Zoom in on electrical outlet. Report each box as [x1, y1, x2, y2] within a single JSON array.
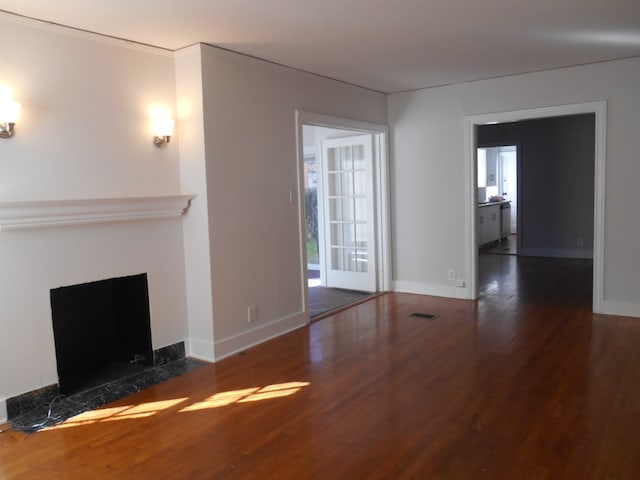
[[448, 269, 456, 281], [248, 305, 257, 323], [577, 237, 584, 248]]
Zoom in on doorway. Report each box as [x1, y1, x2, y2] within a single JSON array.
[[477, 144, 518, 256], [477, 115, 595, 299], [464, 102, 606, 313], [296, 112, 390, 320]]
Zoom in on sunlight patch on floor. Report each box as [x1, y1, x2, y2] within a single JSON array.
[[179, 382, 310, 412], [45, 398, 188, 430], [42, 382, 311, 431]]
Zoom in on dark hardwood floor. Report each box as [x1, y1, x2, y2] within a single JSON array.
[[2, 255, 640, 479]]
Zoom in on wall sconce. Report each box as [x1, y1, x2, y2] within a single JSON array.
[[0, 99, 21, 139], [151, 115, 175, 147]]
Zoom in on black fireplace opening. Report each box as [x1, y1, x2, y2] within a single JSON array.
[[50, 273, 154, 395]]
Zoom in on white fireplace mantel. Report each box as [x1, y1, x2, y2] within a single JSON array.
[[0, 194, 196, 230]]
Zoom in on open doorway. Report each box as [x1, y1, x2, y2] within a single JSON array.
[[297, 112, 390, 320], [465, 102, 606, 313], [302, 126, 375, 317], [476, 115, 595, 301], [477, 144, 518, 255]]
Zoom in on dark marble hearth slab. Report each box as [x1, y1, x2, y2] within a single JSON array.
[[6, 385, 60, 420], [154, 342, 186, 366], [8, 358, 207, 434], [7, 341, 189, 419]]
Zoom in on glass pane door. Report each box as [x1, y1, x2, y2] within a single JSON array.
[[321, 135, 376, 292]]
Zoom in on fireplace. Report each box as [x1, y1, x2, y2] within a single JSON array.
[[50, 273, 153, 395]]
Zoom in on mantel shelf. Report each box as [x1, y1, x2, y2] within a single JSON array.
[[0, 194, 196, 231]]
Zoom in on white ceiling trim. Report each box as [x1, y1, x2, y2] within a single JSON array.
[[0, 10, 173, 57]]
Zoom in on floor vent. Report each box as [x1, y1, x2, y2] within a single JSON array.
[[410, 312, 439, 320]]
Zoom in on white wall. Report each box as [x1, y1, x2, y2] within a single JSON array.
[[388, 56, 640, 315], [174, 45, 216, 361], [196, 45, 387, 358], [0, 19, 189, 421], [0, 19, 180, 199]]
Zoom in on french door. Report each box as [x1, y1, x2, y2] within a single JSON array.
[[320, 134, 376, 292]]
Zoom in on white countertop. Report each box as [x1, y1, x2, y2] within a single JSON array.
[[478, 200, 511, 207]]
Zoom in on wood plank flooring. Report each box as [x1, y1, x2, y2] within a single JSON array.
[[2, 255, 640, 479]]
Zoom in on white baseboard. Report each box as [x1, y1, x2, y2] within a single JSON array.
[[0, 398, 7, 424], [214, 312, 307, 361], [392, 280, 470, 300], [518, 247, 593, 259], [601, 300, 640, 318], [186, 337, 216, 363]]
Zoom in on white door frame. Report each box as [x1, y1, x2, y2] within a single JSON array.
[[463, 101, 607, 313], [295, 111, 391, 321]]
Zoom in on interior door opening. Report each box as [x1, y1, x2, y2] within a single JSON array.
[[298, 114, 390, 320], [302, 126, 375, 317], [477, 144, 518, 256], [472, 112, 598, 308]]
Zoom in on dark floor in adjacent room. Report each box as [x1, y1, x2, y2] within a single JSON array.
[[308, 286, 373, 317], [480, 234, 518, 255], [307, 268, 374, 317]]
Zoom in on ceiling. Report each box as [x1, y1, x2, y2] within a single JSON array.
[[2, 1, 640, 93]]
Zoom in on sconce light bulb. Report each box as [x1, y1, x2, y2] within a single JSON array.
[[151, 115, 175, 147], [0, 100, 21, 123], [152, 117, 175, 137], [0, 100, 20, 138]]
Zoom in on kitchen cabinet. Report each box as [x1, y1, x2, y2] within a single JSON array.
[[478, 204, 500, 246]]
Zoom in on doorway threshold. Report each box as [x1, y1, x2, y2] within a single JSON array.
[[310, 290, 384, 321]]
